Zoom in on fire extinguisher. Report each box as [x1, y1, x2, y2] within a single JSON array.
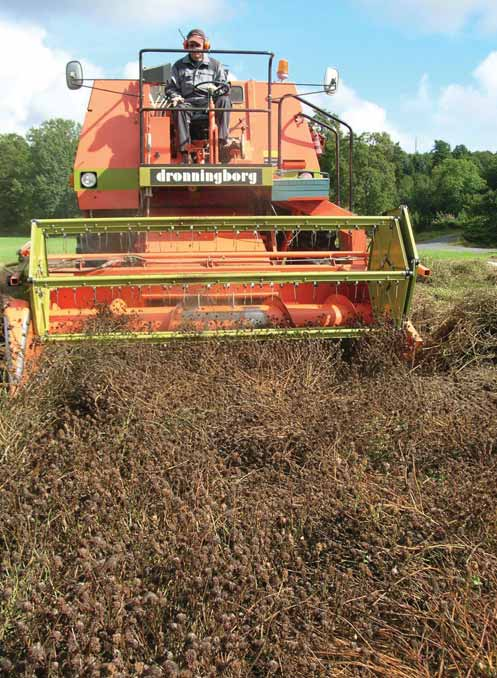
[[311, 128, 323, 155]]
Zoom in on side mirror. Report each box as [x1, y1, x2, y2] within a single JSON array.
[[324, 67, 339, 95], [66, 61, 83, 90]]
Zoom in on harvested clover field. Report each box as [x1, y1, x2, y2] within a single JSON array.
[[1, 259, 497, 677]]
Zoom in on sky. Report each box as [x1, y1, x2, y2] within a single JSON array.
[[1, 0, 497, 153]]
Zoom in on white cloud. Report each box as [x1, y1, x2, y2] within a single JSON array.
[[0, 0, 230, 25], [0, 19, 102, 134], [404, 51, 497, 150], [123, 61, 139, 79], [474, 52, 497, 92], [301, 50, 497, 152], [303, 82, 411, 149], [358, 0, 497, 33]]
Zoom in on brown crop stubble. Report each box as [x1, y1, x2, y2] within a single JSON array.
[[0, 269, 497, 676]]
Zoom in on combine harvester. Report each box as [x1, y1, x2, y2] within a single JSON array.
[[2, 46, 424, 385]]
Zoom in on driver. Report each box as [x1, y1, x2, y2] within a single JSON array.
[[167, 29, 231, 163]]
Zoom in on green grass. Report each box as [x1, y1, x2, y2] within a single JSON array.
[[419, 248, 497, 261], [0, 235, 79, 266], [0, 237, 27, 265], [414, 228, 463, 243]]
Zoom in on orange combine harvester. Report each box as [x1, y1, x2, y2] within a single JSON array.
[[2, 47, 423, 385]]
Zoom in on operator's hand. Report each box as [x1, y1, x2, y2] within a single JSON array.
[[169, 94, 185, 107]]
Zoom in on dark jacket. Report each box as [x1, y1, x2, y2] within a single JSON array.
[[167, 54, 227, 104]]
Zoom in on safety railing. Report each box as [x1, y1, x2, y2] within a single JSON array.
[[138, 49, 274, 165], [276, 94, 354, 211]]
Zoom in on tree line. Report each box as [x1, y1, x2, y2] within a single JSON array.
[[320, 130, 497, 245], [0, 117, 495, 245], [0, 119, 80, 235]]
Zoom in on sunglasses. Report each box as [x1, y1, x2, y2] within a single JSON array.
[[187, 41, 203, 48]]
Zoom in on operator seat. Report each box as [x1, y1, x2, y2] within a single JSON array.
[[190, 112, 210, 141]]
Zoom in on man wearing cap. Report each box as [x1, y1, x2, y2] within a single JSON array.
[[167, 29, 231, 163]]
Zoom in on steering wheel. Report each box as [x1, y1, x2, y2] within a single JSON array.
[[192, 80, 230, 98]]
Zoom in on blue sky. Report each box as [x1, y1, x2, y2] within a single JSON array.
[[1, 0, 497, 152]]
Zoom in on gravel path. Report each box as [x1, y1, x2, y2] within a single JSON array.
[[416, 234, 495, 253]]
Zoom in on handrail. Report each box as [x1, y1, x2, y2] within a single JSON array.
[[295, 113, 340, 206], [276, 94, 354, 211], [138, 49, 274, 166]]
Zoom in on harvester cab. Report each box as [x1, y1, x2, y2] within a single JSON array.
[[2, 46, 423, 386]]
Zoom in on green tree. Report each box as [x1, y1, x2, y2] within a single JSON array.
[[452, 144, 470, 159], [464, 155, 497, 244], [408, 173, 435, 229], [431, 158, 485, 216], [479, 154, 497, 190], [321, 130, 400, 214], [352, 133, 399, 214], [471, 150, 495, 176], [27, 118, 81, 220], [431, 139, 451, 167], [398, 174, 414, 205], [410, 152, 431, 175], [0, 133, 33, 233], [464, 190, 497, 245]]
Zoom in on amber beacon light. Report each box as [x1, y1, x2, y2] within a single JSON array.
[[277, 59, 289, 81]]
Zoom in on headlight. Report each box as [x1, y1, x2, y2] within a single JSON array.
[[80, 172, 97, 189]]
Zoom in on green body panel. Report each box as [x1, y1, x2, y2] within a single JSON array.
[[139, 165, 274, 187], [397, 206, 420, 317], [35, 269, 407, 289], [28, 221, 49, 336], [42, 327, 368, 343], [33, 215, 394, 235], [75, 168, 139, 191], [368, 217, 411, 328]]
